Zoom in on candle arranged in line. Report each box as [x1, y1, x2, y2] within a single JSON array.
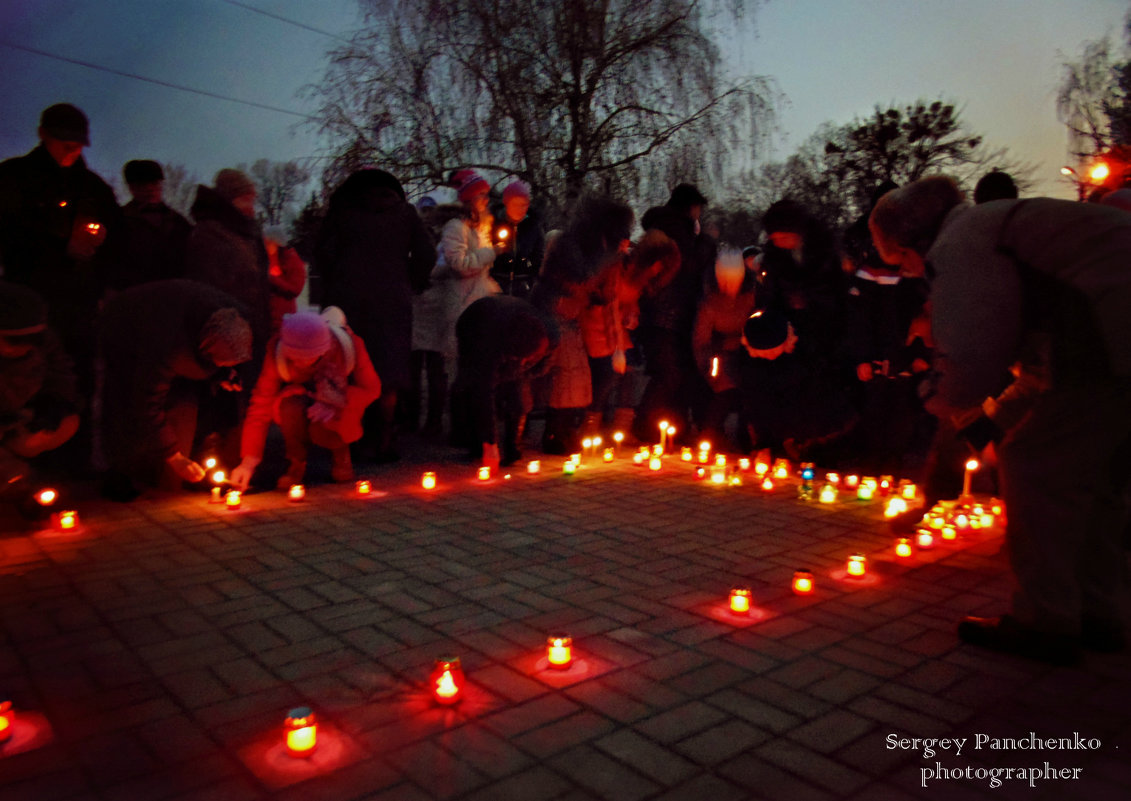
[[546, 635, 573, 669]]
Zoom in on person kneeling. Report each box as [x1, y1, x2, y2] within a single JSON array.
[[231, 309, 380, 491]]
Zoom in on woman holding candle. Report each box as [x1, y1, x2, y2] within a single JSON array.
[[410, 169, 504, 440], [230, 309, 380, 490]]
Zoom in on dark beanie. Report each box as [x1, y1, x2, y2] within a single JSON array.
[[762, 199, 809, 235], [668, 183, 708, 209], [0, 281, 48, 336], [124, 159, 164, 185], [198, 308, 252, 367], [973, 170, 1018, 204], [213, 169, 257, 203], [39, 103, 90, 145], [744, 309, 789, 350]]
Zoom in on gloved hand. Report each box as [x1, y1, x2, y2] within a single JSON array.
[[166, 452, 206, 482], [307, 402, 337, 424], [229, 457, 260, 491], [215, 368, 242, 393]]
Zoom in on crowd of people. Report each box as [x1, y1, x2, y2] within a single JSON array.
[[2, 102, 1130, 665]]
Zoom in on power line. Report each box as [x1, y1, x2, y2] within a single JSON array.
[[217, 0, 354, 45], [0, 40, 319, 120]]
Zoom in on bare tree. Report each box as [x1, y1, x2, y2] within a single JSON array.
[[238, 159, 312, 227], [309, 0, 775, 219], [723, 101, 1032, 234], [161, 163, 203, 218]]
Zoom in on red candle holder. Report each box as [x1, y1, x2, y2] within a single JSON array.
[[792, 570, 814, 594], [0, 699, 13, 744], [421, 472, 437, 490], [895, 538, 913, 558], [431, 657, 464, 705], [728, 587, 752, 615], [284, 707, 317, 757], [55, 510, 79, 531], [846, 553, 867, 578], [356, 480, 371, 495], [546, 635, 573, 669]]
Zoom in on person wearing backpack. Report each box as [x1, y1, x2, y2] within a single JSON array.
[[229, 308, 381, 490]]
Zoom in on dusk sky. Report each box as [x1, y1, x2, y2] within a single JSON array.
[[0, 0, 1126, 202]]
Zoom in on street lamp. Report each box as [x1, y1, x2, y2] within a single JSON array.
[[1061, 166, 1086, 201]]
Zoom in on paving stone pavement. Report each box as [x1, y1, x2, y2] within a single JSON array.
[[2, 444, 1129, 801]]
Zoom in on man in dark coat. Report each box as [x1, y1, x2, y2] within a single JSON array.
[[98, 280, 252, 501], [871, 175, 1131, 664], [0, 282, 80, 502], [315, 169, 436, 462], [635, 183, 716, 443], [109, 159, 192, 290], [185, 169, 271, 363], [451, 295, 558, 470], [0, 103, 121, 428]]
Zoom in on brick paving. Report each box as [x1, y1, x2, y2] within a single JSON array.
[[2, 440, 1130, 801]]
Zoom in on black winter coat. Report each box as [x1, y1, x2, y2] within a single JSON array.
[[110, 200, 192, 289], [316, 191, 435, 390]]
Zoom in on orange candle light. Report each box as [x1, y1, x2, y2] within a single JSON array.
[[651, 444, 663, 457], [899, 481, 918, 501], [738, 457, 751, 471], [694, 466, 707, 480], [421, 472, 437, 490], [56, 510, 78, 530], [878, 475, 893, 496], [546, 635, 573, 669], [613, 431, 624, 448], [431, 657, 464, 705], [710, 466, 726, 484], [284, 707, 317, 757], [844, 474, 860, 489], [681, 447, 693, 462], [825, 472, 841, 486], [819, 483, 837, 503], [962, 458, 979, 497], [0, 699, 13, 744], [772, 459, 790, 479], [697, 449, 710, 465], [916, 529, 935, 549], [210, 486, 222, 503], [729, 472, 743, 486], [603, 448, 614, 462], [754, 460, 769, 477], [884, 497, 908, 518], [729, 587, 752, 614], [527, 460, 541, 474], [225, 490, 241, 509], [478, 466, 491, 481], [761, 476, 774, 492], [211, 470, 226, 485], [86, 222, 101, 234], [632, 451, 646, 465], [792, 570, 814, 594], [563, 460, 577, 475], [35, 488, 57, 506], [714, 454, 727, 468], [356, 479, 371, 495], [203, 456, 217, 470], [846, 553, 867, 577], [648, 456, 662, 471], [581, 436, 593, 453], [895, 538, 913, 558], [288, 484, 306, 501], [857, 482, 875, 501], [941, 524, 957, 541]]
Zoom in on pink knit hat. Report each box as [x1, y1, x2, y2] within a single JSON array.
[[451, 169, 489, 203], [502, 180, 531, 203], [279, 311, 332, 362]]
